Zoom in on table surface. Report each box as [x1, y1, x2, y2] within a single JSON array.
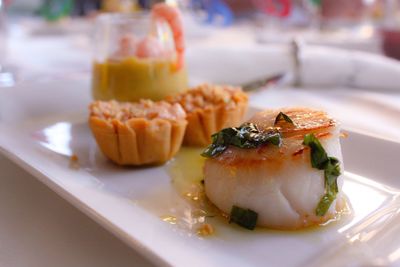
[[1, 17, 399, 267], [0, 153, 156, 267]]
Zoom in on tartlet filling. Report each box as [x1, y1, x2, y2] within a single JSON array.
[[167, 84, 247, 112], [89, 100, 186, 122]]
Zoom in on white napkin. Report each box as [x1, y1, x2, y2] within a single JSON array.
[[188, 44, 400, 91], [299, 46, 400, 91], [186, 44, 292, 86]]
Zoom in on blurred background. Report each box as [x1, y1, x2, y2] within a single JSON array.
[[4, 0, 400, 52], [1, 0, 400, 86]]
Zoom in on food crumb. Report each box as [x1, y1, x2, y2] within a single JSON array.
[[69, 154, 80, 169], [197, 223, 214, 237], [340, 132, 349, 138]]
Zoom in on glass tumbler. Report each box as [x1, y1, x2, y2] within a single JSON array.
[[92, 9, 188, 102]]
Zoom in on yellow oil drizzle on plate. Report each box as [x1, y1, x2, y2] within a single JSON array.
[[161, 215, 178, 225], [166, 147, 222, 236], [168, 147, 205, 197]]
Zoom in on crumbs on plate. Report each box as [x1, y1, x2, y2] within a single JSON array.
[[69, 154, 80, 169], [197, 223, 214, 237]]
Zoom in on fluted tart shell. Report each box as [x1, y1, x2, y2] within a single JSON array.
[[89, 100, 187, 165], [167, 84, 248, 146]]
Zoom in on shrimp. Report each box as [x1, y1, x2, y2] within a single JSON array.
[[112, 34, 137, 59], [203, 107, 345, 230], [135, 36, 166, 58], [151, 3, 185, 69]]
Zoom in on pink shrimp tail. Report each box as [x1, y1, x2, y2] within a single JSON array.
[[151, 3, 185, 70]]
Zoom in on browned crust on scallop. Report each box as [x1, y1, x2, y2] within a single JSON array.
[[89, 116, 187, 166], [249, 107, 336, 138], [168, 84, 248, 146], [211, 107, 339, 166]]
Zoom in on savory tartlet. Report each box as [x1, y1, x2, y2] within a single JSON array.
[[167, 84, 248, 146], [202, 107, 345, 230], [89, 100, 187, 165]]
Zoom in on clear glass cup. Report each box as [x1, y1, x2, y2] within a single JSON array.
[[92, 11, 188, 102]]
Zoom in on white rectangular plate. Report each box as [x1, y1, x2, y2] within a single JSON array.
[[1, 79, 400, 267]]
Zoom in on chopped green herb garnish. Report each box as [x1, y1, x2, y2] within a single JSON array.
[[303, 133, 329, 169], [201, 123, 282, 158], [229, 205, 258, 230], [303, 133, 341, 216], [274, 112, 294, 125]]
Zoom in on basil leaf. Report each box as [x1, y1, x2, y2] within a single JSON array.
[[229, 205, 258, 230], [315, 192, 336, 216], [316, 158, 341, 216], [303, 133, 329, 169], [201, 123, 282, 158], [274, 112, 294, 125], [303, 134, 341, 216], [325, 158, 340, 192]]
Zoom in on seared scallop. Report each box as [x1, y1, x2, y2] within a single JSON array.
[[203, 107, 345, 230]]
